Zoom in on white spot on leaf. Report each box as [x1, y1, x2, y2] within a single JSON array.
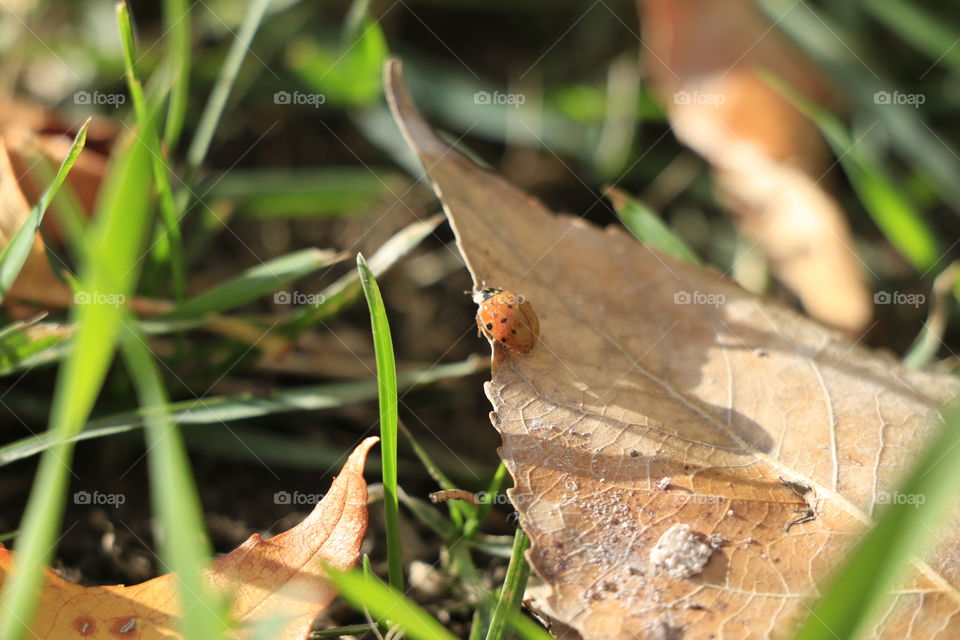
[[649, 523, 713, 579]]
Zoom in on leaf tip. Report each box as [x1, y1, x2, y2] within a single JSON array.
[[345, 436, 380, 475], [602, 184, 628, 211]]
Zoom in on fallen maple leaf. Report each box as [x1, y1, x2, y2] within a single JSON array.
[[639, 0, 872, 335], [0, 436, 377, 639], [384, 59, 960, 638]]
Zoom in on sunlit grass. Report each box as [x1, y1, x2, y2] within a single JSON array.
[[0, 101, 156, 640]]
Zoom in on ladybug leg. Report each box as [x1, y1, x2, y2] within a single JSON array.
[[475, 314, 484, 338]]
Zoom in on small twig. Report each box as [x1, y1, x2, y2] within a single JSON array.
[[779, 476, 817, 532], [310, 624, 377, 638], [429, 489, 482, 505], [904, 261, 960, 370]]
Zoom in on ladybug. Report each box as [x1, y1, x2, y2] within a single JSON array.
[[472, 287, 540, 353]]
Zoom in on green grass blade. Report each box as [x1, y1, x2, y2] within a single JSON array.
[[186, 0, 272, 173], [117, 1, 186, 300], [605, 186, 701, 265], [162, 248, 341, 319], [116, 2, 149, 121], [287, 213, 442, 331], [903, 263, 958, 369], [793, 403, 960, 639], [466, 461, 508, 538], [763, 72, 940, 270], [0, 357, 483, 468], [357, 252, 402, 591], [0, 318, 70, 375], [506, 613, 553, 640], [759, 0, 960, 215], [0, 109, 155, 640], [286, 0, 386, 109], [327, 568, 458, 640], [0, 121, 88, 305], [204, 167, 398, 219], [120, 322, 226, 640], [343, 0, 372, 43], [27, 151, 91, 268], [396, 488, 457, 540], [311, 624, 376, 638], [468, 609, 485, 640], [485, 527, 532, 640], [286, 25, 387, 108], [505, 611, 552, 640], [162, 0, 191, 147], [845, 166, 939, 270], [860, 0, 960, 72], [398, 419, 476, 527]]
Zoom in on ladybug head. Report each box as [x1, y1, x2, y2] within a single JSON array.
[[471, 287, 504, 304]]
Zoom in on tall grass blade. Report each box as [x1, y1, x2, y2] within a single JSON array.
[[357, 252, 403, 591], [117, 1, 186, 299], [0, 112, 155, 639], [120, 323, 226, 639], [485, 527, 532, 640], [328, 568, 458, 640], [162, 0, 191, 147], [186, 0, 273, 174]]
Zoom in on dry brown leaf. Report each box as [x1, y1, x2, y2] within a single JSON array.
[[0, 136, 75, 309], [385, 59, 960, 639], [0, 436, 377, 639], [0, 133, 176, 317], [0, 99, 114, 239], [639, 0, 872, 335]]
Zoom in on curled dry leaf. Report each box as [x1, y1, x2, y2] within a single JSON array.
[[384, 59, 960, 638], [0, 436, 377, 639], [639, 0, 872, 335]]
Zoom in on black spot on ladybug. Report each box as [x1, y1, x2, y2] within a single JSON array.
[[511, 329, 517, 334], [485, 323, 493, 330], [500, 338, 507, 343], [507, 305, 513, 309], [500, 317, 508, 323]]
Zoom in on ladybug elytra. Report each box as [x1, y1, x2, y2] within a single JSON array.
[[472, 287, 540, 353]]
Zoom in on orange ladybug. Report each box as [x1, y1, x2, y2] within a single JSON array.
[[472, 287, 539, 353]]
